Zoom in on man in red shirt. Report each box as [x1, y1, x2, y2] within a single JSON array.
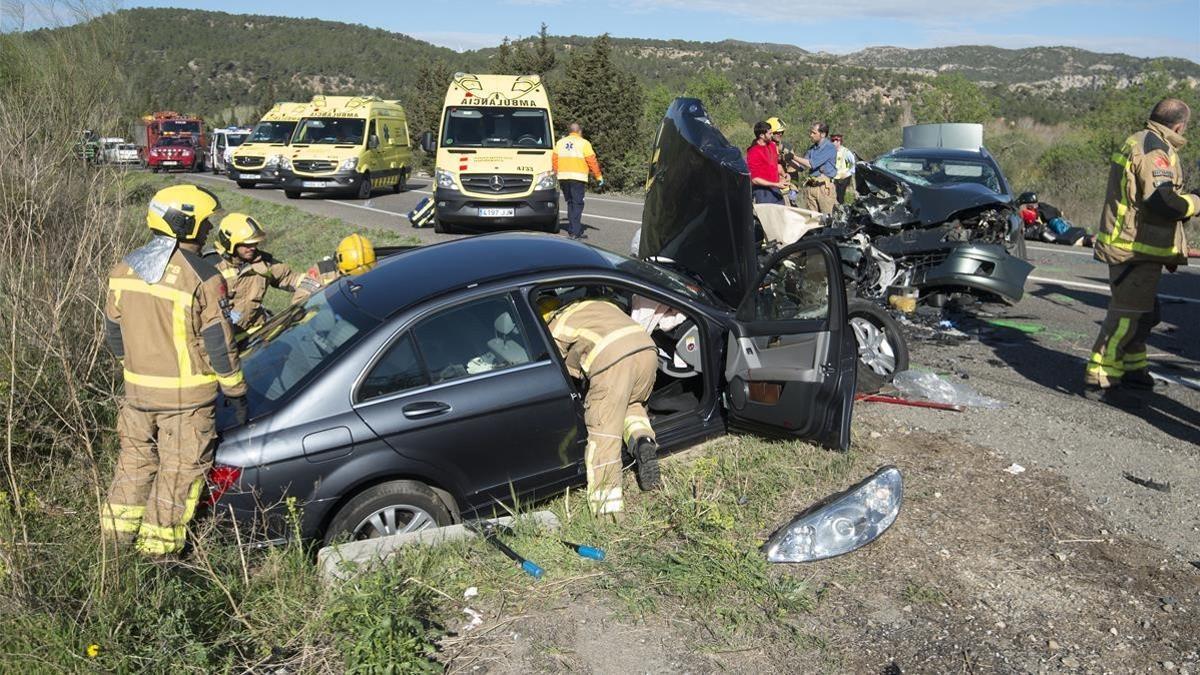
[[747, 121, 787, 204]]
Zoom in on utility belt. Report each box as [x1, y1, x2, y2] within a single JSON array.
[[805, 175, 833, 187]]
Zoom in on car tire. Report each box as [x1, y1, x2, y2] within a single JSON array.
[[847, 299, 909, 394], [393, 169, 407, 194], [323, 479, 452, 547], [433, 218, 454, 235], [1007, 232, 1028, 260], [539, 217, 559, 234], [356, 172, 372, 200], [284, 190, 301, 199], [236, 180, 255, 189]]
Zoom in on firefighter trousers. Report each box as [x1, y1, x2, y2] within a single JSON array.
[[1086, 262, 1162, 388], [804, 178, 836, 215], [582, 349, 657, 515], [100, 403, 215, 555]]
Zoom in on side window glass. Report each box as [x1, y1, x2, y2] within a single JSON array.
[[412, 295, 533, 385], [753, 249, 830, 321], [359, 334, 428, 401]]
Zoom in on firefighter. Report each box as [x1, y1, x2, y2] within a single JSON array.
[[767, 116, 799, 205], [213, 212, 305, 334], [101, 184, 247, 557], [291, 233, 377, 303], [1086, 98, 1199, 404], [539, 295, 661, 520]]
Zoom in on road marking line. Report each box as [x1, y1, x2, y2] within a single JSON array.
[[1027, 244, 1095, 257], [329, 200, 409, 216], [1027, 275, 1200, 305]]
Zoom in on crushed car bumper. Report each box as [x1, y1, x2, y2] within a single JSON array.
[[911, 243, 1033, 303]]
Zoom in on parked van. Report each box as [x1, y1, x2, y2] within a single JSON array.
[[230, 102, 305, 188], [419, 73, 557, 233], [209, 126, 252, 175], [279, 95, 412, 200]]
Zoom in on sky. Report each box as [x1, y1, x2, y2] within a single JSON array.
[[9, 0, 1200, 61]]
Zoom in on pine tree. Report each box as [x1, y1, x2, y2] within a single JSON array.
[[410, 59, 454, 140]]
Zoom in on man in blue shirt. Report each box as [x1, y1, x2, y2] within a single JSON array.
[[791, 122, 837, 214]]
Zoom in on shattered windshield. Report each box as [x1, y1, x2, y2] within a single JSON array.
[[441, 107, 552, 149], [248, 121, 297, 144], [874, 156, 1002, 193], [239, 289, 379, 415]]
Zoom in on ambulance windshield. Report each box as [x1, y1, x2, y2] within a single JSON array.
[[441, 107, 551, 149], [248, 121, 297, 144], [292, 118, 366, 145]]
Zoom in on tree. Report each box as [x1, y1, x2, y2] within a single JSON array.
[[494, 23, 556, 78], [409, 59, 453, 140], [556, 34, 644, 189], [912, 73, 992, 124], [683, 71, 741, 136]]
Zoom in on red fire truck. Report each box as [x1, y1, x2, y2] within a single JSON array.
[[130, 111, 207, 170]]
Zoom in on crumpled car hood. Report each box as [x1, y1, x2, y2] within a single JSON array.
[[855, 164, 1010, 228]]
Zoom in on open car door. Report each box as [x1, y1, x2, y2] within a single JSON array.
[[723, 239, 856, 450]]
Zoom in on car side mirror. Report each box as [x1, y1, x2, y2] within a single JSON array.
[[367, 134, 380, 150], [419, 131, 436, 154]]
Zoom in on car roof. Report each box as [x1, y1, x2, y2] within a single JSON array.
[[348, 233, 615, 318], [880, 146, 997, 162]]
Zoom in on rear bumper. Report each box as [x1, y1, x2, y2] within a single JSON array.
[[279, 169, 363, 195], [912, 243, 1033, 303], [435, 187, 559, 227]]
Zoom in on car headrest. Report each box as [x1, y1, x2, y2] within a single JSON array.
[[494, 312, 516, 336]]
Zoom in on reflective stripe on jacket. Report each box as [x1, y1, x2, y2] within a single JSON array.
[[1095, 120, 1197, 266], [215, 252, 303, 330], [834, 146, 856, 180], [106, 244, 245, 410], [552, 133, 602, 183], [547, 300, 655, 379]]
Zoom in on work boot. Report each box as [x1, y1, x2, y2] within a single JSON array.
[[1121, 369, 1161, 390], [1082, 384, 1144, 409], [633, 437, 662, 491]]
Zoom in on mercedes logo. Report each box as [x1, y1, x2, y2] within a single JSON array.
[[489, 175, 505, 192]]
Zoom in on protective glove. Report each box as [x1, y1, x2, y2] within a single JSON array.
[[227, 394, 249, 426], [596, 177, 605, 188]]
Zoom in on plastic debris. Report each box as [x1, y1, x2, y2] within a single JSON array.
[[463, 586, 478, 599], [892, 371, 1006, 409], [1122, 472, 1171, 494], [985, 319, 1045, 334], [461, 607, 484, 632], [1003, 463, 1026, 475]]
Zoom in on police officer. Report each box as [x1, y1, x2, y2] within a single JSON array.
[[792, 122, 838, 214], [292, 233, 377, 303], [101, 185, 246, 556], [540, 296, 661, 519], [1086, 98, 1199, 404], [213, 213, 304, 334]]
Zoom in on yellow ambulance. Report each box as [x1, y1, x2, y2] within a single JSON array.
[[419, 73, 558, 233], [279, 95, 412, 200], [229, 102, 305, 188]]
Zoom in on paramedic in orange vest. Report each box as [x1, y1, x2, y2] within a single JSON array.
[[552, 123, 604, 240]]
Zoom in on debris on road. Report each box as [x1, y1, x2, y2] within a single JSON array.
[[1122, 472, 1172, 494], [984, 318, 1046, 334], [893, 370, 1006, 409], [1004, 463, 1026, 475], [856, 393, 964, 412]]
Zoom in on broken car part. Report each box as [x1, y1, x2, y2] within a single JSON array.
[[1122, 472, 1172, 494], [764, 466, 903, 563]]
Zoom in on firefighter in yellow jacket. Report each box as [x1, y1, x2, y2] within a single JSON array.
[[291, 233, 377, 304], [213, 213, 305, 334], [101, 185, 247, 556], [540, 296, 660, 519], [552, 123, 604, 240], [1086, 98, 1199, 403]]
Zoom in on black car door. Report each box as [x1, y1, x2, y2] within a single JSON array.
[[352, 292, 585, 509], [723, 239, 856, 450]]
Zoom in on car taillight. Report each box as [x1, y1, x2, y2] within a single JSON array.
[[206, 464, 242, 505]]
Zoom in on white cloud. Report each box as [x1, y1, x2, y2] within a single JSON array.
[[408, 30, 507, 52]]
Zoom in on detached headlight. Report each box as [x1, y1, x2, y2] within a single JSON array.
[[764, 466, 902, 563], [435, 168, 458, 191], [340, 157, 358, 171], [534, 171, 557, 190]]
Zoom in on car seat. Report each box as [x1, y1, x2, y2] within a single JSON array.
[[488, 312, 529, 366]]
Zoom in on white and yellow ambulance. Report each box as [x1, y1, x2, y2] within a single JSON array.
[[419, 74, 558, 233], [279, 95, 412, 200], [229, 102, 306, 188]]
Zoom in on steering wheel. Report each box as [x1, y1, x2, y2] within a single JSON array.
[[515, 134, 538, 146]]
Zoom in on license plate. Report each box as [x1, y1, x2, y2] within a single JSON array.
[[162, 161, 178, 166], [479, 208, 515, 218], [302, 181, 328, 188], [240, 173, 261, 180]]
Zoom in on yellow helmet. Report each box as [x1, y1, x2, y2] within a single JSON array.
[[336, 234, 376, 276], [147, 184, 221, 240], [766, 116, 787, 133], [215, 212, 266, 256], [536, 295, 562, 321]]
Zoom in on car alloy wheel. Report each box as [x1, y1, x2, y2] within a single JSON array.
[[351, 504, 437, 540], [850, 316, 896, 377]]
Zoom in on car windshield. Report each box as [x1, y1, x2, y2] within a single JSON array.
[[592, 249, 710, 303], [292, 117, 366, 145], [239, 288, 379, 416], [119, 144, 135, 150], [160, 120, 200, 134], [154, 137, 193, 147], [248, 121, 297, 144], [874, 155, 1002, 193], [441, 107, 551, 149], [225, 133, 248, 147]]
